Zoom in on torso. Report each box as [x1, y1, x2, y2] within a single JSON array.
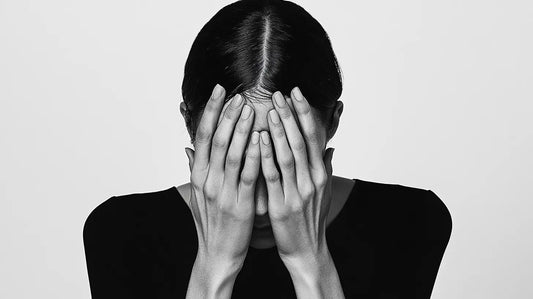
[[176, 175, 356, 229], [84, 177, 452, 298]]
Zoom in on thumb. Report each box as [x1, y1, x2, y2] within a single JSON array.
[[184, 147, 195, 171]]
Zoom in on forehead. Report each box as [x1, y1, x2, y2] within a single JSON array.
[[244, 97, 276, 132], [220, 90, 274, 132], [216, 87, 324, 132]]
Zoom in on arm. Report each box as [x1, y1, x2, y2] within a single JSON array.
[[184, 84, 260, 298], [415, 190, 453, 298], [258, 88, 345, 298], [186, 257, 242, 299], [282, 247, 345, 299]]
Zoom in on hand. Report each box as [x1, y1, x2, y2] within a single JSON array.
[[259, 87, 335, 263], [184, 84, 260, 271]]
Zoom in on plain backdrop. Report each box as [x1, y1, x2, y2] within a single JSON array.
[[1, 0, 532, 298]]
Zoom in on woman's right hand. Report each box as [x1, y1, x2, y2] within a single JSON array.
[[184, 84, 260, 286]]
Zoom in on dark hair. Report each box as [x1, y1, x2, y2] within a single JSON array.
[[182, 0, 343, 143]]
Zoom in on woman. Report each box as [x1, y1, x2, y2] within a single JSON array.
[[83, 0, 452, 298]]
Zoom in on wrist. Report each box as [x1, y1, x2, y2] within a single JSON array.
[[280, 242, 331, 276], [281, 247, 345, 299], [282, 247, 332, 283], [186, 256, 243, 299]]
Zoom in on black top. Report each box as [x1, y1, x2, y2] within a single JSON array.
[[83, 178, 452, 299]]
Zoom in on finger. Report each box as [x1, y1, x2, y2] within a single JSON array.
[[259, 131, 284, 206], [204, 94, 244, 199], [224, 104, 255, 186], [285, 95, 301, 129], [290, 86, 324, 173], [207, 94, 244, 173], [217, 100, 231, 126], [267, 108, 298, 193], [193, 84, 225, 171], [272, 91, 312, 188], [238, 131, 261, 203]]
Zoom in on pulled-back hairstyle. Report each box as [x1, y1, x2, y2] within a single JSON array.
[[182, 0, 343, 143]]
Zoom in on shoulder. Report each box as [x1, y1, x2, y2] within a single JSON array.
[[83, 187, 197, 297], [83, 186, 185, 243], [355, 178, 452, 217], [352, 178, 453, 242]]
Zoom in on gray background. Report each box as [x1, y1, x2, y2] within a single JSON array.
[[1, 0, 531, 298]]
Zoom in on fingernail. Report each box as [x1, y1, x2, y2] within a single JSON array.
[[241, 104, 252, 119], [213, 84, 223, 98], [269, 109, 280, 124], [292, 87, 303, 101], [251, 131, 260, 144], [274, 91, 285, 107], [232, 94, 243, 107], [260, 131, 270, 145]]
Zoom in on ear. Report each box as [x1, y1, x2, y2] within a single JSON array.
[[180, 102, 188, 120], [180, 102, 194, 141], [326, 101, 344, 141]]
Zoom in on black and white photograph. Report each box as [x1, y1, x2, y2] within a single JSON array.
[[1, 0, 531, 298]]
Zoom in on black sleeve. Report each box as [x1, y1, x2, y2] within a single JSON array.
[[414, 190, 453, 298]]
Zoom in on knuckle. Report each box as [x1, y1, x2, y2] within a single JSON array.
[[246, 147, 260, 160], [300, 185, 315, 199], [204, 101, 216, 113], [317, 179, 328, 189], [280, 157, 294, 170], [225, 155, 241, 169], [262, 149, 274, 160], [314, 172, 328, 188], [202, 183, 218, 201], [190, 178, 202, 192], [234, 122, 248, 135], [212, 135, 227, 149], [190, 172, 203, 188], [217, 201, 236, 216], [240, 173, 256, 186], [264, 171, 280, 183], [270, 210, 291, 222], [288, 200, 305, 214], [224, 106, 239, 120], [305, 130, 321, 144], [278, 108, 292, 119], [298, 102, 312, 115], [273, 128, 286, 139], [195, 129, 211, 144], [292, 139, 306, 152]]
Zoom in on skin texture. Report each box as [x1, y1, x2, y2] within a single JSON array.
[[182, 84, 347, 298], [180, 86, 345, 250], [260, 89, 334, 259]]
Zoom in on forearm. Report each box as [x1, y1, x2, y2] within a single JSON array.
[[283, 248, 345, 299], [185, 257, 242, 299]]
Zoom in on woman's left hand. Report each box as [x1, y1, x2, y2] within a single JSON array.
[[259, 87, 335, 266]]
